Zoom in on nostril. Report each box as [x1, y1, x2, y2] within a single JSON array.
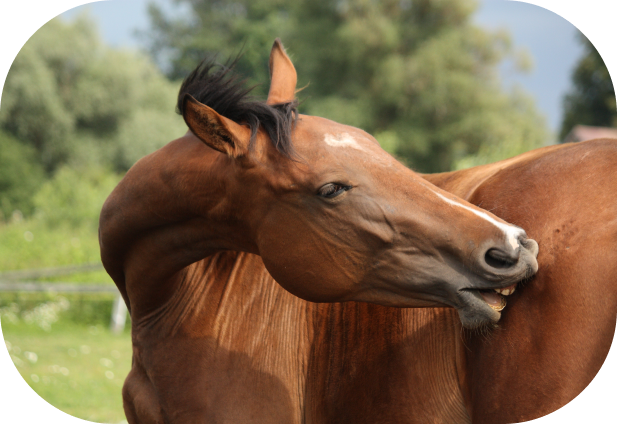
[[520, 237, 539, 258], [485, 248, 518, 269]]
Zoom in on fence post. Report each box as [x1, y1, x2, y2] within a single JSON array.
[[110, 294, 128, 334]]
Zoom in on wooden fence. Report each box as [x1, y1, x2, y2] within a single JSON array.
[[0, 264, 128, 333]]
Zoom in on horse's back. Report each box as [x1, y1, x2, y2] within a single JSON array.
[[433, 138, 617, 422]]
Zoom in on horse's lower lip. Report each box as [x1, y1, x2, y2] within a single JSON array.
[[459, 282, 518, 314], [479, 290, 507, 311], [455, 289, 503, 329]]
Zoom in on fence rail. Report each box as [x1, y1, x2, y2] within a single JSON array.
[[0, 264, 127, 333], [0, 263, 104, 281], [0, 282, 118, 293]]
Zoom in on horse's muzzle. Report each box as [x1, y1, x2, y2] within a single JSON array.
[[478, 235, 539, 281]]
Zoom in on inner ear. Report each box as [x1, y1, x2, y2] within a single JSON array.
[[183, 94, 251, 157], [266, 39, 297, 105]]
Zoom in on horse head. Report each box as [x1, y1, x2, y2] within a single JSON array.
[[164, 40, 539, 328]]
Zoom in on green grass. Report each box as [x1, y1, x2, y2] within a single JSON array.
[[3, 320, 131, 423], [1, 214, 129, 424], [0, 167, 130, 422]]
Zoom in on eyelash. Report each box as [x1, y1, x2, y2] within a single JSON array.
[[318, 183, 351, 198]]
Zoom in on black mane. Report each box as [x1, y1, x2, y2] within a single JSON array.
[[177, 56, 298, 158]]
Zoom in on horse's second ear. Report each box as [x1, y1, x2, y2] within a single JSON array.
[[183, 94, 250, 157], [267, 39, 297, 105]]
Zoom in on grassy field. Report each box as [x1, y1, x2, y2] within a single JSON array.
[[3, 320, 131, 423], [0, 167, 132, 422]]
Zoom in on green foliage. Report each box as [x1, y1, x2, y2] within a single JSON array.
[[144, 0, 549, 171], [0, 14, 187, 174], [0, 35, 74, 170], [559, 34, 617, 140], [0, 167, 120, 275], [454, 87, 549, 169], [32, 166, 121, 228], [143, 0, 293, 91], [0, 130, 45, 219]]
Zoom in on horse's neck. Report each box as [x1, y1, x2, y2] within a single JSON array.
[[133, 251, 316, 422], [100, 135, 256, 316], [197, 255, 468, 421], [137, 249, 468, 422]]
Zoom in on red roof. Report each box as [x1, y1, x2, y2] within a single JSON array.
[[563, 125, 617, 143]]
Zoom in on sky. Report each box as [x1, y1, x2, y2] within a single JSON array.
[[58, 0, 586, 135]]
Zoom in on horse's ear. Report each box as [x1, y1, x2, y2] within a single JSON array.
[[183, 94, 251, 157], [266, 39, 297, 105]]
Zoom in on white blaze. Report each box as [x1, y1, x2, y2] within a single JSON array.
[[434, 192, 521, 250], [323, 132, 522, 249], [324, 133, 367, 152]]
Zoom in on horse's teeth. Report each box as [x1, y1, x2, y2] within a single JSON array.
[[493, 287, 515, 296]]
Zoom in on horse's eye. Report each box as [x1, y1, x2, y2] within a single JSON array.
[[318, 183, 350, 198]]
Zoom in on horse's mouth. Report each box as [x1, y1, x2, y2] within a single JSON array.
[[455, 282, 521, 328], [477, 283, 517, 312], [454, 243, 537, 329]]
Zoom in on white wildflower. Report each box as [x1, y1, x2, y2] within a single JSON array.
[[22, 296, 70, 331], [10, 355, 24, 367], [24, 351, 38, 363], [0, 304, 20, 324], [100, 358, 114, 368]]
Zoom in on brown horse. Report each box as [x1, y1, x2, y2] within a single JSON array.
[[309, 139, 617, 423], [99, 41, 615, 423], [100, 40, 537, 330]]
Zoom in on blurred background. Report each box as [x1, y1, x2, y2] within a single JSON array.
[[0, 0, 615, 422]]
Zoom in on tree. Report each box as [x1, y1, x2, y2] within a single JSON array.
[[0, 14, 187, 173], [559, 34, 616, 141], [0, 130, 45, 219], [143, 0, 548, 172]]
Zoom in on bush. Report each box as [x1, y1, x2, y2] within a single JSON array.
[[0, 15, 187, 173], [0, 130, 45, 219], [32, 166, 121, 228], [0, 166, 121, 273]]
